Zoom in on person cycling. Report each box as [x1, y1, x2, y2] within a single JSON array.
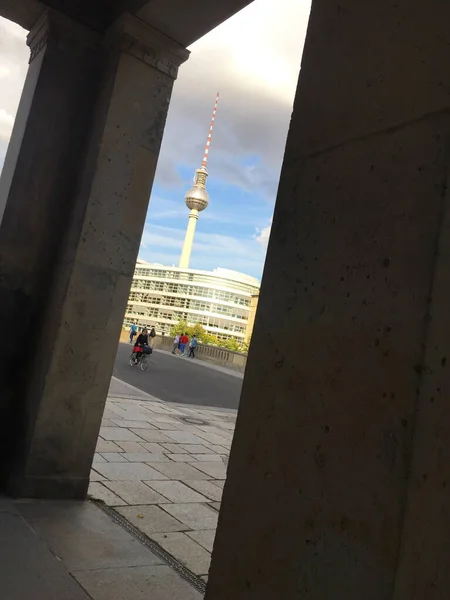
[[135, 328, 149, 348], [131, 328, 152, 368], [132, 328, 150, 362]]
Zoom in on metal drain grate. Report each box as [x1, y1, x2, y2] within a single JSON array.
[[93, 500, 206, 594], [179, 416, 209, 426]]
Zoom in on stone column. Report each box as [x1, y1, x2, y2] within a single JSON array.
[[206, 1, 450, 599], [0, 10, 188, 498]]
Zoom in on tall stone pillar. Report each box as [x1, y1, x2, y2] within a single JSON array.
[[207, 1, 450, 598], [0, 10, 188, 498]]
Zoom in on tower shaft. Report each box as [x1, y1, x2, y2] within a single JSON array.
[[179, 209, 198, 269]]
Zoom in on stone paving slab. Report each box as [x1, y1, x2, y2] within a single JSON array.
[[94, 462, 169, 481], [149, 461, 212, 480], [2, 494, 203, 600], [150, 532, 212, 576], [88, 482, 126, 506], [100, 452, 128, 462], [193, 453, 223, 462], [189, 461, 227, 479], [122, 452, 168, 462], [75, 564, 202, 600], [100, 426, 145, 441], [169, 453, 197, 462], [180, 444, 214, 454], [147, 481, 209, 503], [187, 529, 216, 553], [90, 469, 106, 481], [89, 390, 237, 580], [116, 505, 188, 534], [163, 503, 219, 531], [143, 454, 173, 463], [136, 431, 175, 443], [112, 419, 158, 429], [103, 481, 170, 505], [183, 480, 223, 502], [18, 501, 162, 571], [115, 441, 149, 453], [0, 507, 91, 600], [96, 439, 123, 453]]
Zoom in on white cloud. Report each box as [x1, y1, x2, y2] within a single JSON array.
[[140, 223, 266, 278], [147, 196, 185, 220], [255, 218, 272, 247], [156, 0, 311, 201]]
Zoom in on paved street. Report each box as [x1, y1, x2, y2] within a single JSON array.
[[113, 342, 243, 410]]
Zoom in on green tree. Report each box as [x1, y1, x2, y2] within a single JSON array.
[[169, 320, 248, 354], [170, 320, 217, 345], [240, 341, 250, 354], [189, 322, 213, 343], [219, 337, 242, 352], [170, 320, 189, 336]]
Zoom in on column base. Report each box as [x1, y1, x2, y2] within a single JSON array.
[[5, 475, 89, 500]]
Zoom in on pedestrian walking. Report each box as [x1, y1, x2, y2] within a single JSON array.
[[129, 323, 137, 343], [149, 326, 156, 348], [188, 335, 198, 358], [172, 333, 180, 354], [179, 332, 189, 356]]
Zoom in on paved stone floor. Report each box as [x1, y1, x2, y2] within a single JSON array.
[[89, 382, 237, 584], [1, 497, 202, 600]]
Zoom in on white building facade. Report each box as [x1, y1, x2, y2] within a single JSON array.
[[124, 260, 260, 342]]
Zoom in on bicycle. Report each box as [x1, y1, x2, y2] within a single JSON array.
[[129, 349, 150, 371]]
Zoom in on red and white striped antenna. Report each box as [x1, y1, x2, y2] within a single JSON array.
[[201, 92, 219, 169]]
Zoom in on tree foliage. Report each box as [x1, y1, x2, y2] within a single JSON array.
[[169, 320, 215, 345], [169, 320, 247, 353], [218, 337, 242, 352]]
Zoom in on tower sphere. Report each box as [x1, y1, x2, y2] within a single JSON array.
[[185, 186, 209, 212]]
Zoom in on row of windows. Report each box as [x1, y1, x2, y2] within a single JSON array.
[[134, 267, 258, 295], [128, 302, 247, 324], [131, 279, 251, 306], [128, 292, 248, 319]]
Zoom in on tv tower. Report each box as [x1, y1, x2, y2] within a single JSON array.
[[179, 93, 219, 269]]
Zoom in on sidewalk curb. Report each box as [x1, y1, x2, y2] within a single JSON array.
[[109, 376, 163, 403]]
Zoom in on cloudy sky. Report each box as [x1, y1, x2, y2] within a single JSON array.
[[0, 0, 311, 279]]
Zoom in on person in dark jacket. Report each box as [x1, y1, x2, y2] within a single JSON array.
[[135, 328, 149, 347], [149, 326, 156, 348], [188, 335, 198, 358]]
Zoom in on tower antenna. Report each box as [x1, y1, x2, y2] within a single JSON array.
[[179, 93, 220, 270], [201, 92, 219, 170]]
